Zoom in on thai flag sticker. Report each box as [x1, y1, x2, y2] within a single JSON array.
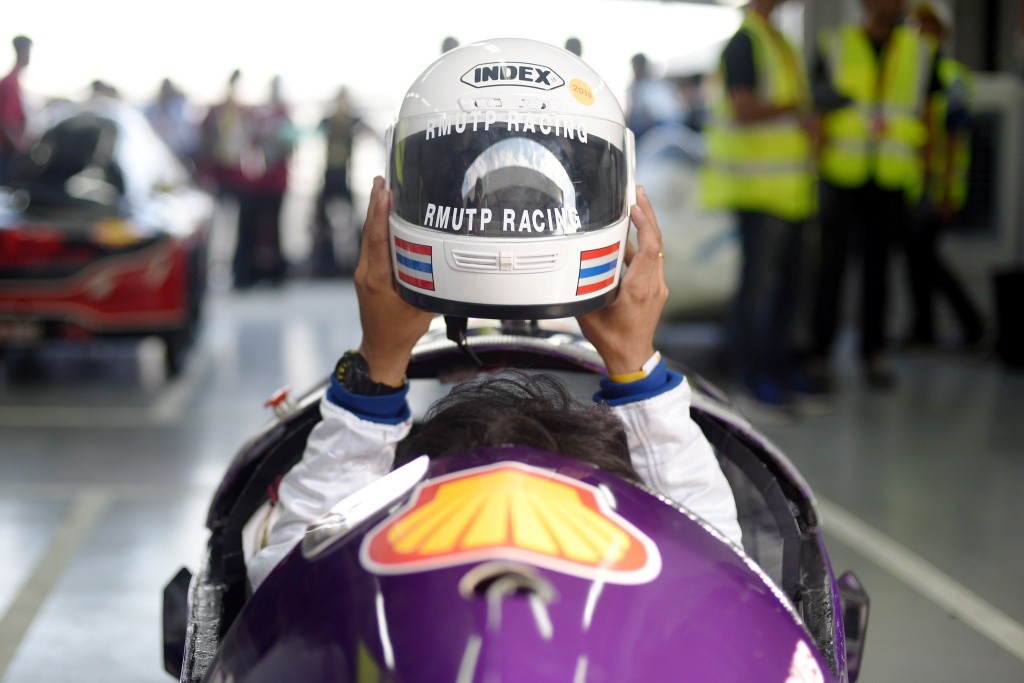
[[576, 242, 620, 296], [394, 237, 435, 291]]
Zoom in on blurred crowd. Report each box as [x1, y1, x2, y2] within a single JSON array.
[[0, 32, 592, 293], [0, 38, 380, 290], [0, 4, 990, 418], [623, 0, 984, 420]]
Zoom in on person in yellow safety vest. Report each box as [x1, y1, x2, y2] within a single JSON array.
[[805, 0, 942, 392], [701, 0, 819, 419], [902, 1, 984, 348]]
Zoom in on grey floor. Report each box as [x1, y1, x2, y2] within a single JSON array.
[[1, 281, 1022, 682]]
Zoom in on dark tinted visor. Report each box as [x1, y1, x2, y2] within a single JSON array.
[[390, 110, 627, 237]]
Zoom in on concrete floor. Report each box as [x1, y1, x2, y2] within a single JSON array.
[[1, 280, 1022, 682]]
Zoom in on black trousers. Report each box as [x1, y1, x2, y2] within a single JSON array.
[[811, 180, 904, 360], [903, 199, 983, 342], [234, 191, 287, 287], [310, 166, 358, 274], [732, 211, 804, 388]]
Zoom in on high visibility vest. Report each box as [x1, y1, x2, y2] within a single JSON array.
[[819, 25, 935, 193], [701, 12, 815, 221], [928, 57, 973, 210]]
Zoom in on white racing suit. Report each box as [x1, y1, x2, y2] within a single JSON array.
[[248, 363, 742, 589]]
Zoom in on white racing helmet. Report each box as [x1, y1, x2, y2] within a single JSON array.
[[387, 38, 636, 319]]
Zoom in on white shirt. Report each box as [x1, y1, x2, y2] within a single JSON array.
[[248, 376, 742, 589]]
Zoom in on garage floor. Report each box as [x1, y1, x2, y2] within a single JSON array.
[[1, 281, 1022, 682]]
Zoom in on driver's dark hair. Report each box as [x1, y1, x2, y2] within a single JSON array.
[[396, 370, 639, 483]]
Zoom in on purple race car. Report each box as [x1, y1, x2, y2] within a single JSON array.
[[163, 320, 869, 682]]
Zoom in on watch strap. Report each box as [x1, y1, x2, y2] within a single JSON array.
[[334, 351, 405, 396]]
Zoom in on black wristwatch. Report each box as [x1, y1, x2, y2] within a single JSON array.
[[334, 351, 404, 396]]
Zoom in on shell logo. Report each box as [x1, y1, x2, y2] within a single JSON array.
[[360, 462, 661, 584]]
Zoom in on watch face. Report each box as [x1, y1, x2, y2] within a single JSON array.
[[335, 352, 403, 396], [334, 354, 352, 384], [335, 352, 365, 386]]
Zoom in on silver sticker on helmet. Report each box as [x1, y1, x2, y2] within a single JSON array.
[[422, 203, 581, 235], [425, 110, 587, 143], [461, 62, 566, 90]]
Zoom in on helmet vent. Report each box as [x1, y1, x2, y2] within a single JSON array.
[[456, 96, 553, 111], [514, 253, 560, 271], [449, 249, 561, 273], [451, 250, 500, 271], [517, 98, 550, 111], [459, 96, 503, 110]]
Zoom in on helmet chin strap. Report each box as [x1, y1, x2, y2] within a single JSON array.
[[444, 315, 484, 367], [498, 320, 539, 335]]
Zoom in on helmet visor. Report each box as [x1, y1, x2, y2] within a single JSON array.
[[390, 110, 628, 238]]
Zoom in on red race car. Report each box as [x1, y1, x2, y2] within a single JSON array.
[[0, 99, 214, 375]]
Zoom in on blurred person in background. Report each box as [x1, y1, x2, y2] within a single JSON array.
[[902, 1, 984, 349], [310, 86, 374, 277], [700, 0, 817, 420], [626, 52, 684, 142], [234, 75, 294, 288], [808, 0, 940, 391], [144, 78, 200, 169], [0, 35, 32, 185], [88, 80, 120, 100], [199, 69, 249, 197], [199, 69, 251, 288], [675, 73, 708, 133], [441, 36, 459, 53]]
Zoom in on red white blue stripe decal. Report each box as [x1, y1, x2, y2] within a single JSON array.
[[576, 242, 619, 295], [394, 237, 434, 291]]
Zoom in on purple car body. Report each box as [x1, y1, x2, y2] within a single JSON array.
[[163, 322, 868, 682]]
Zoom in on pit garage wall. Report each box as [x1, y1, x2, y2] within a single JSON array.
[[802, 0, 1024, 77]]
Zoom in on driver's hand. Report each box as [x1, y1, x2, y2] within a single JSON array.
[[576, 186, 667, 376], [354, 176, 433, 386]]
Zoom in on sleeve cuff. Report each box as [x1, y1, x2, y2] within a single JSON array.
[[326, 375, 411, 424], [595, 358, 683, 406]]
